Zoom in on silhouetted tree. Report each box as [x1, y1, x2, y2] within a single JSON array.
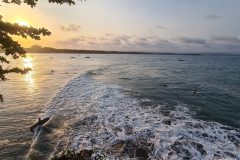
[[0, 0, 81, 101]]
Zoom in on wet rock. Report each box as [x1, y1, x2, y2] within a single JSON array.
[[214, 153, 222, 159], [202, 133, 209, 138], [161, 111, 170, 116], [77, 149, 93, 160], [123, 140, 138, 158], [52, 149, 92, 160], [171, 141, 192, 160], [140, 101, 153, 107], [111, 139, 126, 154], [80, 116, 98, 126], [124, 125, 133, 135], [112, 139, 151, 159], [113, 126, 123, 132], [227, 135, 239, 146], [220, 126, 233, 131], [90, 138, 97, 144], [135, 147, 149, 159], [190, 142, 207, 156], [224, 152, 236, 158], [168, 151, 174, 156], [161, 118, 172, 125], [193, 123, 204, 129]]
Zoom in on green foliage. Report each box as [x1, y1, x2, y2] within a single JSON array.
[[2, 0, 84, 7], [0, 15, 50, 80], [0, 0, 83, 81]]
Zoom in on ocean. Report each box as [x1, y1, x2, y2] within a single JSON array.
[[0, 53, 239, 159]]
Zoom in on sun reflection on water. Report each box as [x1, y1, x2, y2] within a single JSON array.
[[22, 55, 34, 85], [23, 56, 33, 68]]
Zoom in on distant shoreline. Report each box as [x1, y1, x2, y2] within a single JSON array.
[[27, 51, 201, 56], [24, 46, 201, 55], [1, 46, 239, 55]]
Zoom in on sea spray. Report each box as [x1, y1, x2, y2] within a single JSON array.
[[30, 71, 240, 159]]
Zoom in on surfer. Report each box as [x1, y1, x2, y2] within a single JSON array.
[[163, 84, 168, 88], [0, 94, 3, 102], [193, 88, 197, 96], [30, 117, 49, 132]]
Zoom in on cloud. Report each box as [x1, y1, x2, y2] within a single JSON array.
[[156, 25, 166, 29], [56, 34, 173, 51], [105, 33, 115, 37], [205, 14, 221, 20], [60, 24, 81, 32], [211, 36, 240, 44], [176, 37, 207, 45], [56, 34, 240, 53], [56, 36, 86, 47]]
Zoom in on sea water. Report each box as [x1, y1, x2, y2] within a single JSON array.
[[0, 53, 239, 159]]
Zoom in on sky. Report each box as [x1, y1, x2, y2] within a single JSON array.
[[1, 0, 240, 53]]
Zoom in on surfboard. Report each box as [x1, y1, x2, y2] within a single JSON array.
[[30, 117, 49, 132], [33, 125, 41, 139]]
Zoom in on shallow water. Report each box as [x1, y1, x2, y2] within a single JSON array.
[[0, 53, 240, 159]]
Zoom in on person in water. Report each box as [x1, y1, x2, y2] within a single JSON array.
[[0, 94, 3, 102], [193, 88, 197, 96]]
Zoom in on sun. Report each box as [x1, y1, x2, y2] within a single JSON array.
[[16, 20, 30, 27]]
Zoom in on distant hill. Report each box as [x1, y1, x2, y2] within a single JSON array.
[[25, 45, 163, 54], [1, 45, 201, 55]]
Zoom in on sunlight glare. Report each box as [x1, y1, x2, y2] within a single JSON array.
[[22, 55, 34, 85], [23, 56, 33, 68], [16, 20, 30, 27], [24, 73, 34, 84]]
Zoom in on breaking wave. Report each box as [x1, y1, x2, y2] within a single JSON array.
[[32, 70, 240, 159]]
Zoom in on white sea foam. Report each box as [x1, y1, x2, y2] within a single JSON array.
[[42, 71, 240, 159]]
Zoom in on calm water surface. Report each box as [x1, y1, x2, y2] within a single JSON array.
[[0, 53, 239, 159]]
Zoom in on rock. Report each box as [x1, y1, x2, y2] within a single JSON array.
[[193, 123, 204, 129], [202, 133, 208, 138], [161, 111, 170, 116], [161, 118, 172, 125], [113, 126, 122, 132], [90, 138, 97, 144], [110, 138, 153, 159], [224, 152, 236, 158], [80, 116, 98, 126], [140, 101, 153, 107], [123, 140, 137, 158], [171, 141, 192, 159], [214, 153, 222, 159], [52, 149, 92, 160], [124, 125, 133, 135], [111, 139, 126, 154], [190, 142, 207, 156], [76, 149, 93, 160], [135, 147, 149, 159]]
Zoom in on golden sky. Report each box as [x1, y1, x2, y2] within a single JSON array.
[[1, 0, 240, 52]]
